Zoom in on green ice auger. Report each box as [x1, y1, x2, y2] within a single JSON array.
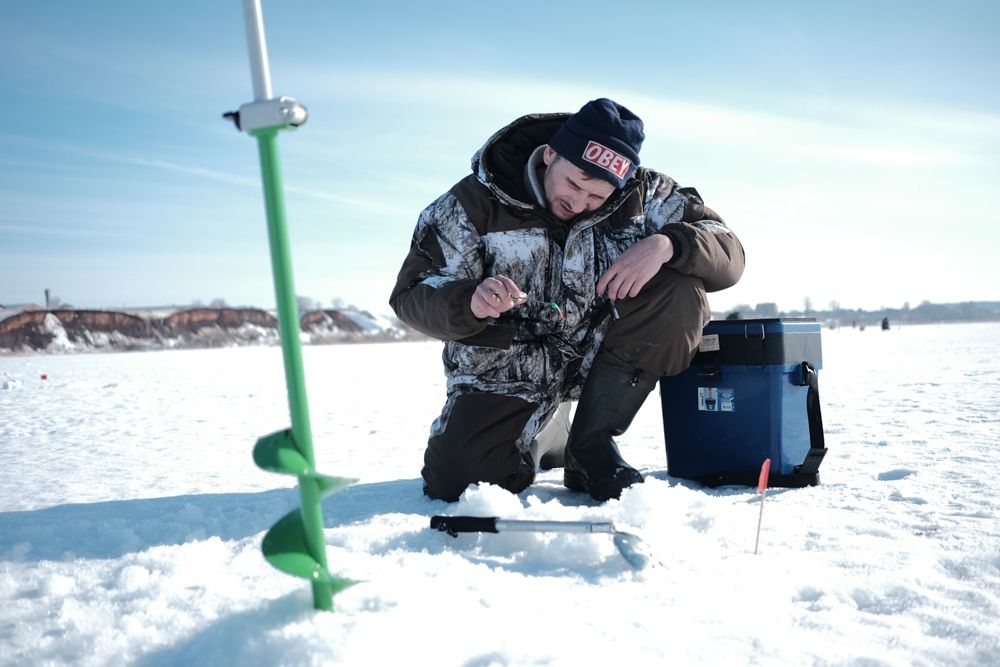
[[227, 0, 357, 611]]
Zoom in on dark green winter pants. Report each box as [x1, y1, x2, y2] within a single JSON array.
[[422, 268, 709, 501]]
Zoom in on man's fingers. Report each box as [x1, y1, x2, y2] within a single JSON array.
[[485, 276, 526, 305], [604, 278, 617, 300], [494, 275, 527, 300], [599, 268, 646, 301], [596, 270, 614, 298], [599, 236, 670, 300], [475, 278, 522, 317], [481, 279, 505, 303], [600, 270, 627, 300], [483, 288, 504, 311], [472, 291, 501, 319], [472, 275, 532, 319]]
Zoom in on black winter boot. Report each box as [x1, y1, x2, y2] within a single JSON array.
[[530, 401, 571, 471], [564, 352, 658, 501]]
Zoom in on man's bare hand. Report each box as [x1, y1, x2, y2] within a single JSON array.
[[596, 234, 674, 300], [471, 275, 528, 319]]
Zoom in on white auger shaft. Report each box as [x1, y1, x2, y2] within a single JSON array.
[[495, 520, 617, 534], [242, 0, 272, 101]]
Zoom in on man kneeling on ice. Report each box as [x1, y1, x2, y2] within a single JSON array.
[[390, 98, 744, 502]]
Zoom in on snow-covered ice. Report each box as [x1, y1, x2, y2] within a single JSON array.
[[1, 323, 998, 666]]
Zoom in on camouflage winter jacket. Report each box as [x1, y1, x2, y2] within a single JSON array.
[[390, 112, 744, 401]]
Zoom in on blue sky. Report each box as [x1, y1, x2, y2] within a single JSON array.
[[2, 1, 998, 314]]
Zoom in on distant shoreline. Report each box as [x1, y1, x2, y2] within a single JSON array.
[[2, 301, 998, 356], [0, 306, 424, 354]]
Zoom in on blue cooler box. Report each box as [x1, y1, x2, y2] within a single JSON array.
[[659, 318, 827, 487]]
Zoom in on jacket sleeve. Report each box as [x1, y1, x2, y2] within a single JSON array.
[[388, 191, 490, 340], [641, 171, 746, 293]]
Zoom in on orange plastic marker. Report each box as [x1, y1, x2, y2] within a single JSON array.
[[757, 458, 771, 494], [754, 458, 771, 554]]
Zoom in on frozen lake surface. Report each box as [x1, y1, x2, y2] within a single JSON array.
[[1, 322, 998, 666]]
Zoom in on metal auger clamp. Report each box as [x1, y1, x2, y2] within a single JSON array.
[[224, 96, 309, 133]]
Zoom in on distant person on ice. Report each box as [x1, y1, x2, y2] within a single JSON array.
[[390, 98, 744, 502]]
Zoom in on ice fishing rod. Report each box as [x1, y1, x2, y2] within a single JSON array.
[[430, 515, 658, 570]]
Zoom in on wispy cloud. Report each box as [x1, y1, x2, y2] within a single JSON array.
[[0, 221, 129, 239], [0, 135, 412, 217], [627, 92, 997, 170], [110, 156, 417, 217], [293, 67, 998, 171], [121, 157, 260, 188], [803, 143, 974, 168]]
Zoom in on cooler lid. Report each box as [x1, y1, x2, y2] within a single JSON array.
[[695, 318, 823, 367], [703, 317, 821, 336]]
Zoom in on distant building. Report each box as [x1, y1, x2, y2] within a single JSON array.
[[755, 302, 779, 317]]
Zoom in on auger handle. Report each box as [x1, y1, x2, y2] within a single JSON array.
[[430, 516, 617, 535], [430, 515, 499, 537]]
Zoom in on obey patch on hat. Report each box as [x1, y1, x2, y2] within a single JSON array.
[[581, 140, 632, 179]]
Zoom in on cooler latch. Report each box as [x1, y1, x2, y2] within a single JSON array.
[[744, 323, 765, 339], [744, 322, 765, 357]]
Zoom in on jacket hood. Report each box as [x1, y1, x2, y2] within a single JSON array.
[[470, 113, 566, 210]]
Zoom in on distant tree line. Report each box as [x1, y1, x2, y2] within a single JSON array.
[[10, 291, 997, 329], [718, 300, 1000, 325]]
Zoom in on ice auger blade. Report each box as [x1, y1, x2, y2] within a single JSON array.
[[263, 509, 360, 594]]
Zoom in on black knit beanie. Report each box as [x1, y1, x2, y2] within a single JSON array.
[[547, 98, 644, 188]]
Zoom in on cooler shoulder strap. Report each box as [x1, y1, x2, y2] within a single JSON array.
[[796, 361, 828, 476]]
